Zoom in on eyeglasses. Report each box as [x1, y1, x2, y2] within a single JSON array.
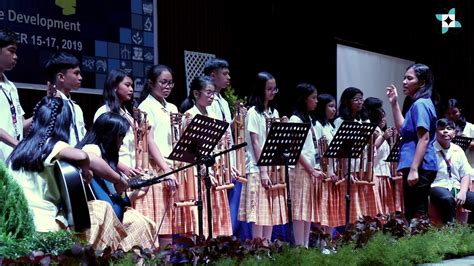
[[266, 87, 279, 93], [158, 80, 175, 88], [201, 90, 215, 97]]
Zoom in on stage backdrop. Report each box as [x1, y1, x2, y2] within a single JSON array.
[[0, 0, 157, 94], [337, 44, 414, 129]]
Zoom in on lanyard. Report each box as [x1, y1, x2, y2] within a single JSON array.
[[1, 85, 17, 124], [67, 99, 80, 144], [1, 85, 20, 140], [439, 150, 452, 179]]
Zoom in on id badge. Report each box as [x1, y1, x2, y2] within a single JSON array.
[[451, 187, 460, 198], [10, 104, 17, 124]]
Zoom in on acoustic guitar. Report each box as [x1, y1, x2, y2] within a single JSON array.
[[54, 160, 91, 232]]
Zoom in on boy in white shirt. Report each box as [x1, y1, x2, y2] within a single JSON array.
[[430, 118, 474, 224], [0, 27, 32, 161], [45, 52, 86, 146]]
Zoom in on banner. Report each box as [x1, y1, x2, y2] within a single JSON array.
[[0, 0, 156, 94]]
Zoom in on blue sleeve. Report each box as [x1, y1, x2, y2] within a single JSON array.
[[412, 100, 431, 131]]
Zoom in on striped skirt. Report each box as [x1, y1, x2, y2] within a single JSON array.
[[238, 173, 273, 225], [84, 200, 127, 251], [133, 165, 194, 235], [201, 179, 232, 237], [290, 166, 320, 223]]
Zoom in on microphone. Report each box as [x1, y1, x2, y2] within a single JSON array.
[[129, 176, 171, 189]]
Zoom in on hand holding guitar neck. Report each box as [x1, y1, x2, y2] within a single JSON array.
[[114, 173, 129, 194]]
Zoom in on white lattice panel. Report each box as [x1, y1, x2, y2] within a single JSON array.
[[184, 50, 215, 95]]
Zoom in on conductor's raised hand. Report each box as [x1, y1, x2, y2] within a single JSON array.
[[386, 84, 398, 105]]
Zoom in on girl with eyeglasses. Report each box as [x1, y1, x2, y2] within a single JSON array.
[[238, 71, 288, 243], [180, 75, 233, 237], [136, 64, 192, 247], [334, 87, 378, 222]]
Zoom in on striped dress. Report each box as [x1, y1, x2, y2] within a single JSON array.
[[288, 115, 320, 223], [238, 106, 288, 225], [185, 105, 232, 237], [136, 95, 194, 235]]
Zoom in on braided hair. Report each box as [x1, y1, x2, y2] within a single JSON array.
[[8, 97, 72, 172]]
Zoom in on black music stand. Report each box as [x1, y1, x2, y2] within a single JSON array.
[[385, 136, 402, 178], [257, 122, 310, 245], [324, 121, 377, 229], [385, 136, 402, 163], [167, 114, 229, 238], [452, 136, 473, 151]]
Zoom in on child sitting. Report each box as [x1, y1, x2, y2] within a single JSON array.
[[430, 118, 474, 224]]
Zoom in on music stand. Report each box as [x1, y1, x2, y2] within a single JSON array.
[[257, 122, 310, 245], [168, 114, 229, 238], [324, 121, 377, 228], [385, 136, 402, 178], [385, 136, 402, 163], [452, 136, 473, 151]]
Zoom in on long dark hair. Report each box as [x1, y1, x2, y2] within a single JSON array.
[[363, 97, 385, 127], [314, 93, 336, 127], [292, 83, 317, 125], [179, 76, 214, 113], [337, 87, 368, 121], [248, 71, 276, 114], [401, 63, 435, 114], [8, 97, 71, 172], [103, 69, 134, 115], [138, 64, 173, 104], [76, 112, 130, 172], [445, 98, 467, 133], [408, 63, 433, 102]]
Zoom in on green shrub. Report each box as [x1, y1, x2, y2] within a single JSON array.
[[0, 232, 31, 258], [0, 161, 35, 239], [216, 224, 474, 265], [0, 162, 77, 259], [222, 86, 246, 115], [28, 230, 77, 256]]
